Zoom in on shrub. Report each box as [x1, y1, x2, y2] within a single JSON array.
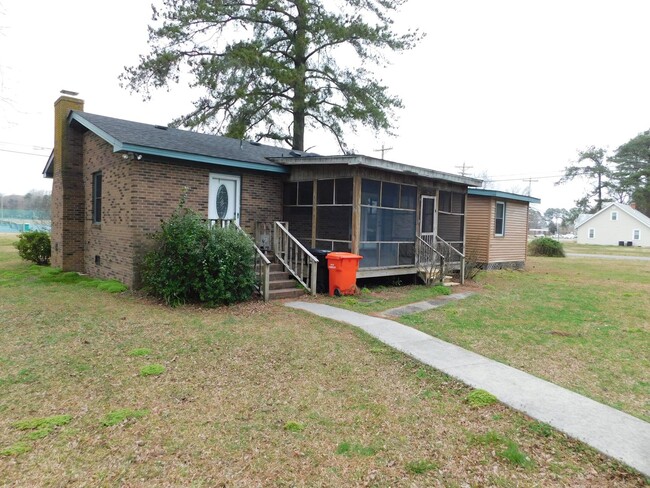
[[141, 207, 256, 306], [528, 237, 565, 257], [14, 231, 51, 265]]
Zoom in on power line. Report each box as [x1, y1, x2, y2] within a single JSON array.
[[0, 148, 50, 157], [490, 174, 564, 182], [0, 140, 51, 150]]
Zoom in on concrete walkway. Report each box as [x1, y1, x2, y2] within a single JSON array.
[[381, 291, 475, 318], [286, 301, 650, 477]]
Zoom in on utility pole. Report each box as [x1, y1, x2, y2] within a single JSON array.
[[455, 162, 473, 176], [522, 178, 538, 196], [373, 144, 393, 160]]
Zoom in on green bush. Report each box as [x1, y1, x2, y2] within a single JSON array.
[[14, 231, 51, 265], [528, 237, 565, 257], [141, 207, 256, 306]]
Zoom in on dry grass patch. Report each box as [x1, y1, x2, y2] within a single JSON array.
[[0, 235, 647, 485]]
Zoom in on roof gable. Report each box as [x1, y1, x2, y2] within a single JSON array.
[[574, 202, 650, 229]]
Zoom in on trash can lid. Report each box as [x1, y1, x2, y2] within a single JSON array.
[[307, 248, 332, 258], [326, 252, 363, 260]]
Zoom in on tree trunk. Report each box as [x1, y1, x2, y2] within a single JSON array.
[[292, 2, 307, 151]]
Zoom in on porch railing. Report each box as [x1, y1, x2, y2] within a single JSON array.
[[208, 219, 272, 302], [415, 236, 446, 284], [436, 236, 466, 285], [416, 235, 466, 285], [273, 221, 318, 295]]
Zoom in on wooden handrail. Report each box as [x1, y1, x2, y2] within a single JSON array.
[[273, 221, 318, 295], [435, 235, 466, 285]]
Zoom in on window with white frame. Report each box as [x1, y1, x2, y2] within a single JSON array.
[[495, 201, 505, 236], [633, 229, 640, 240], [588, 228, 595, 239], [611, 211, 618, 221]]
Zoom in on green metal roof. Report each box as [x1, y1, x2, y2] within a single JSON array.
[[468, 188, 540, 204]]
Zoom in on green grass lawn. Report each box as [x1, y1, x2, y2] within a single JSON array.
[[0, 234, 647, 485], [391, 256, 650, 422], [563, 241, 650, 257]]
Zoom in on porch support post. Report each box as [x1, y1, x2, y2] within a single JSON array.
[[311, 179, 317, 248], [351, 172, 362, 255]]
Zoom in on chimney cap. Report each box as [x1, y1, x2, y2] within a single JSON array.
[[60, 89, 79, 96]]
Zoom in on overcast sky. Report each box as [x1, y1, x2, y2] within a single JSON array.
[[1, 0, 649, 212]]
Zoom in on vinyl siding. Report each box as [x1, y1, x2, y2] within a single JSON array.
[[576, 208, 650, 246], [465, 196, 491, 263], [466, 196, 529, 264], [489, 200, 528, 262]]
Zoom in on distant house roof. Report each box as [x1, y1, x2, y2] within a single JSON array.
[[468, 188, 541, 204], [273, 155, 482, 187], [574, 202, 650, 229]]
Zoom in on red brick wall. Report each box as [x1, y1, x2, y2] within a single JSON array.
[[51, 97, 85, 271], [81, 132, 284, 287], [83, 134, 136, 285]]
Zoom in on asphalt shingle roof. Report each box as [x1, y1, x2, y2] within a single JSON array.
[[72, 111, 313, 167]]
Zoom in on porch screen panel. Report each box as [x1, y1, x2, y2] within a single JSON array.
[[437, 191, 466, 254], [315, 178, 353, 251], [360, 179, 417, 268], [317, 206, 352, 241], [283, 181, 313, 245]]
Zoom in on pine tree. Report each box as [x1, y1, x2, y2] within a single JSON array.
[[121, 0, 422, 152]]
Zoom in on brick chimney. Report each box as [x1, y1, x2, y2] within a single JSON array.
[[51, 93, 85, 271]]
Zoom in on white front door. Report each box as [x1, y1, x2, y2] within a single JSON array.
[[208, 173, 241, 223]]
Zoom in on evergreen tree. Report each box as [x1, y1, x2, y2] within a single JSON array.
[[610, 129, 650, 216], [121, 0, 422, 152], [556, 146, 613, 212]]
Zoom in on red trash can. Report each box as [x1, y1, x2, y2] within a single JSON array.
[[326, 252, 363, 296]]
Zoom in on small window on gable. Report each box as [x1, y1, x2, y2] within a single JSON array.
[[633, 229, 640, 240], [611, 211, 618, 221], [495, 201, 505, 236], [588, 228, 595, 239], [92, 171, 102, 224]]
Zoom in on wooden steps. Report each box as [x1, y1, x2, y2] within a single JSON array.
[[267, 263, 307, 300]]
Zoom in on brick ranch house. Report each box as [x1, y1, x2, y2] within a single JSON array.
[[45, 95, 489, 299]]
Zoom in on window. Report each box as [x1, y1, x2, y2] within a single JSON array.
[[611, 211, 618, 221], [92, 172, 102, 223], [588, 228, 595, 239], [495, 201, 505, 236], [633, 229, 640, 240]]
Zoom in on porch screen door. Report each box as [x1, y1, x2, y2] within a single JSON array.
[[208, 173, 241, 223], [420, 196, 436, 245]]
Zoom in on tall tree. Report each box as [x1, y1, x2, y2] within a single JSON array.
[[121, 0, 421, 152], [610, 129, 650, 216], [556, 146, 613, 212]]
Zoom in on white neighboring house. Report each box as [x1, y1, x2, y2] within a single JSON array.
[[575, 202, 650, 247]]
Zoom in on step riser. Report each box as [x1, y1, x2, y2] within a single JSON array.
[[268, 288, 306, 300], [269, 280, 299, 290]]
